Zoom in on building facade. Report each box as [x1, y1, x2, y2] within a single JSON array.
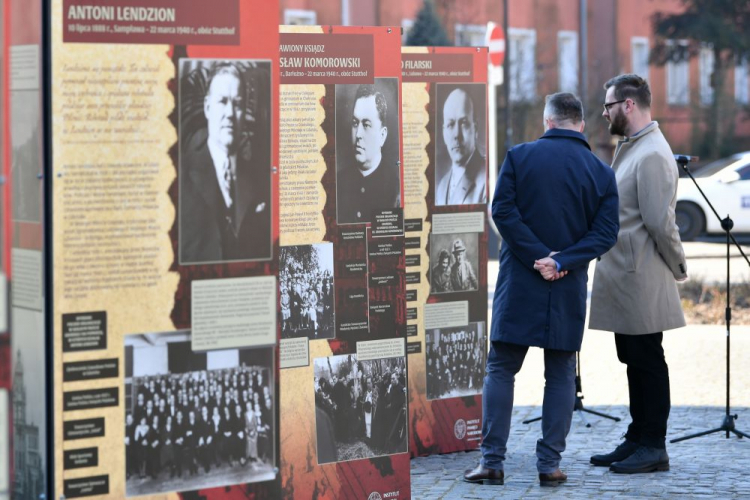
[[12, 352, 43, 500]]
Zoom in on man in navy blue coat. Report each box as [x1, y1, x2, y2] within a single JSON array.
[[464, 93, 619, 487]]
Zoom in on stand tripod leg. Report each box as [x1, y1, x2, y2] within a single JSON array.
[[522, 415, 542, 424], [670, 427, 723, 443], [581, 407, 621, 422], [731, 429, 750, 439], [575, 409, 591, 428]]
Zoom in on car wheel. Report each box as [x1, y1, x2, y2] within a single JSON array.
[[675, 202, 705, 241]]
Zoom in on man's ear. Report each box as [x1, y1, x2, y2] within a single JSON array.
[[379, 126, 388, 147], [579, 120, 585, 133], [204, 95, 210, 119]]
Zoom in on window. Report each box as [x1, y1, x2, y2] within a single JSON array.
[[402, 19, 414, 44], [699, 44, 715, 105], [738, 164, 750, 181], [509, 28, 536, 102], [736, 57, 749, 104], [557, 31, 578, 93], [454, 24, 486, 47], [283, 9, 316, 26], [631, 37, 650, 79], [666, 39, 689, 105]]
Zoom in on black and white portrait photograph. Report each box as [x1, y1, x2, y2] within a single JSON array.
[[335, 78, 401, 225], [279, 243, 335, 340], [313, 354, 407, 465], [425, 322, 487, 400], [430, 232, 480, 293], [435, 83, 488, 206], [124, 332, 275, 497], [11, 90, 41, 223], [179, 59, 272, 265]]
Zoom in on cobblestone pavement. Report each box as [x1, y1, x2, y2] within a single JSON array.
[[411, 325, 750, 498]]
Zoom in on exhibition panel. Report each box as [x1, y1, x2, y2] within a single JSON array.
[[402, 46, 490, 458], [278, 25, 410, 500], [49, 1, 281, 498]]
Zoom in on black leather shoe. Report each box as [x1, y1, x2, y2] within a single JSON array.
[[590, 438, 639, 466], [463, 464, 504, 485], [610, 445, 669, 474], [539, 469, 567, 487]]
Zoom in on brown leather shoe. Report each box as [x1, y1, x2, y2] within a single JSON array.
[[539, 469, 567, 487], [462, 464, 504, 485]]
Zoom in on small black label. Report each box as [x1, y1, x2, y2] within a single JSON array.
[[368, 239, 404, 258], [64, 447, 99, 470], [405, 254, 421, 267], [371, 208, 404, 237], [369, 274, 398, 287], [63, 418, 105, 441], [370, 302, 392, 315], [343, 260, 368, 276], [404, 219, 423, 232], [63, 359, 119, 382], [405, 237, 421, 250], [406, 289, 417, 302], [407, 341, 422, 354], [406, 308, 418, 321], [63, 388, 119, 412], [340, 228, 366, 242], [64, 475, 109, 498], [406, 324, 418, 337], [62, 311, 107, 352], [405, 272, 421, 285]]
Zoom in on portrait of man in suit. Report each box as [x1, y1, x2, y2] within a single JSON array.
[[435, 84, 488, 206], [336, 79, 401, 225], [179, 60, 272, 265]]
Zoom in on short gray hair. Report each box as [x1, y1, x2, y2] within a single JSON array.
[[543, 92, 584, 124]]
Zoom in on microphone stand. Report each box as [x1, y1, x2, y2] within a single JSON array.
[[523, 352, 621, 427], [671, 154, 750, 442]]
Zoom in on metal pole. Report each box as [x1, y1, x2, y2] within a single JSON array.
[[503, 0, 512, 151], [341, 0, 349, 26], [580, 0, 587, 127]]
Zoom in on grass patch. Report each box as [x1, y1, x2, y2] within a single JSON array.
[[679, 277, 750, 324]]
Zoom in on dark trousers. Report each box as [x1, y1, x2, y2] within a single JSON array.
[[615, 332, 670, 449], [480, 341, 576, 473]]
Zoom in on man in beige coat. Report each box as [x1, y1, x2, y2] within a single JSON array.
[[588, 74, 688, 474]]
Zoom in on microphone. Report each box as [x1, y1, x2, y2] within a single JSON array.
[[674, 154, 699, 164]]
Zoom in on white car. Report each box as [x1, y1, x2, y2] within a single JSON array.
[[675, 152, 750, 241]]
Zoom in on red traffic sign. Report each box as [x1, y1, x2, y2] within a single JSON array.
[[488, 25, 505, 67]]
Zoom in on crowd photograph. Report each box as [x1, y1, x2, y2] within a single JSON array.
[[124, 332, 275, 496], [425, 322, 487, 400], [280, 243, 335, 339], [430, 232, 480, 294], [313, 354, 408, 464]]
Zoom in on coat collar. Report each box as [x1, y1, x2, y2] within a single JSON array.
[[613, 121, 659, 163], [618, 121, 659, 146], [539, 128, 591, 150]]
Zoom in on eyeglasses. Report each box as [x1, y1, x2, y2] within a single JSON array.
[[603, 99, 627, 111]]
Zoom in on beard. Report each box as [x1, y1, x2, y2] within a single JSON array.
[[608, 111, 628, 136]]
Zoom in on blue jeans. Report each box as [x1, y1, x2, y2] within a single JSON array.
[[480, 341, 576, 473]]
